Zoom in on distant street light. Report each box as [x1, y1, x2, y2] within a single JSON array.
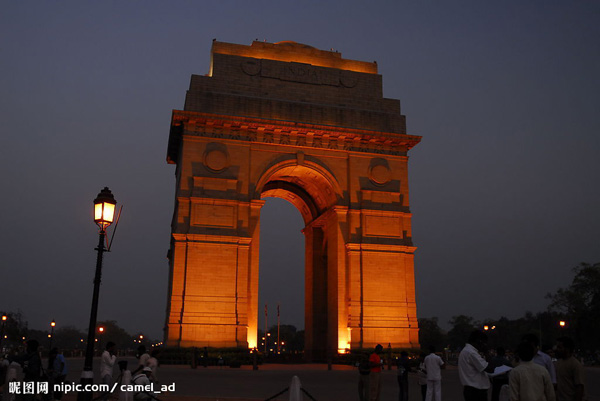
[[559, 320, 567, 328], [78, 188, 117, 401], [49, 319, 56, 349], [0, 315, 7, 350]]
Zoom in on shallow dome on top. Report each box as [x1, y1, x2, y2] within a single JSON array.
[[274, 41, 317, 50], [210, 40, 378, 74]]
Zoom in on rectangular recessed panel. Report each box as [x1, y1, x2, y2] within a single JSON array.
[[365, 215, 402, 237], [191, 204, 235, 227]]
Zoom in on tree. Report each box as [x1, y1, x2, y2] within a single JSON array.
[[547, 262, 600, 351], [53, 326, 86, 350], [97, 320, 138, 351], [0, 311, 28, 349], [447, 315, 479, 350], [418, 317, 446, 350]]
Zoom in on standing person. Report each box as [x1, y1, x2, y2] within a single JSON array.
[[522, 334, 557, 387], [397, 351, 411, 401], [509, 341, 555, 401], [132, 346, 150, 375], [417, 352, 428, 401], [100, 342, 117, 400], [203, 347, 209, 368], [11, 340, 42, 382], [423, 346, 444, 401], [357, 352, 371, 401], [369, 344, 384, 401], [10, 340, 42, 401], [458, 330, 491, 401], [555, 337, 585, 401], [489, 347, 512, 401], [146, 349, 159, 384], [48, 348, 67, 401]]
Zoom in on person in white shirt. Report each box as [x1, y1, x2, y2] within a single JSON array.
[[146, 349, 159, 383], [458, 330, 492, 401], [423, 346, 445, 401], [100, 342, 117, 400]]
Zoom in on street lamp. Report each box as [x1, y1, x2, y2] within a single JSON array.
[[78, 187, 117, 401], [0, 314, 7, 350], [559, 320, 567, 328], [49, 319, 56, 349]]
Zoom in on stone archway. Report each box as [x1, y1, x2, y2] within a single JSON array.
[[257, 159, 342, 360], [164, 40, 421, 357]]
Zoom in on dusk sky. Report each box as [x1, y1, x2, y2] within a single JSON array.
[[1, 2, 599, 341]]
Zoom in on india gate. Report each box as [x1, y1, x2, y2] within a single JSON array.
[[165, 40, 421, 358]]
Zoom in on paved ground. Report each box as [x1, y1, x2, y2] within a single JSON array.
[[58, 358, 599, 401]]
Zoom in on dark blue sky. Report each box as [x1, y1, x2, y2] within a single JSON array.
[[1, 1, 599, 339]]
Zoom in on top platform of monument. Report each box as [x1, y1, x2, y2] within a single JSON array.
[[175, 40, 410, 138], [210, 40, 379, 74]]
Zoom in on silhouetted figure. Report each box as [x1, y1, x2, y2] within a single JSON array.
[[12, 340, 42, 382], [100, 342, 117, 401], [416, 352, 428, 401], [357, 352, 371, 401], [203, 347, 208, 368], [424, 345, 444, 401], [146, 349, 159, 383], [132, 346, 149, 375], [369, 344, 383, 401], [555, 337, 585, 401], [458, 330, 492, 401], [11, 340, 42, 401], [522, 334, 556, 386], [509, 341, 555, 401], [48, 348, 67, 400], [397, 351, 411, 401], [489, 347, 512, 401]]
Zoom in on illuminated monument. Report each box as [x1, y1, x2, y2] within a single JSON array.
[[165, 40, 421, 358]]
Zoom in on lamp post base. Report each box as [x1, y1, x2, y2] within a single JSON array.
[[76, 371, 94, 401]]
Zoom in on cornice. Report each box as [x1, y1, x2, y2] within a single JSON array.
[[169, 111, 421, 158]]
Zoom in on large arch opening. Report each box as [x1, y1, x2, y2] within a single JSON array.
[[257, 197, 305, 352], [255, 161, 342, 360]]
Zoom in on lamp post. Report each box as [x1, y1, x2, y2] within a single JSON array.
[[0, 314, 7, 350], [49, 319, 56, 349], [78, 187, 116, 401]]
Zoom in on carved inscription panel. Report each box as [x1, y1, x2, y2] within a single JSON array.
[[241, 59, 358, 88]]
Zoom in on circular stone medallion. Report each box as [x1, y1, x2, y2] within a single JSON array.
[[369, 164, 391, 185], [205, 149, 229, 172]]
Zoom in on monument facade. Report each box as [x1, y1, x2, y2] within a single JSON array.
[[165, 40, 421, 358]]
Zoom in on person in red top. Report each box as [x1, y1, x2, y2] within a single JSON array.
[[369, 344, 384, 401]]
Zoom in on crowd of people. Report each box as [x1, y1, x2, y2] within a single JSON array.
[[1, 331, 588, 401], [359, 331, 586, 401], [0, 342, 160, 401]]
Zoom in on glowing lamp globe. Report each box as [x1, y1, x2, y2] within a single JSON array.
[[94, 187, 117, 228]]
